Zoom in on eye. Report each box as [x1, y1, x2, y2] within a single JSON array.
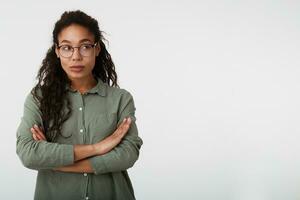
[[81, 44, 93, 50], [61, 45, 72, 51]]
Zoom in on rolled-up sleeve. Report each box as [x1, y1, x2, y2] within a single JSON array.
[[89, 91, 143, 175], [16, 91, 74, 170]]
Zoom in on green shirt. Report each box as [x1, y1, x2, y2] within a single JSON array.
[[16, 77, 143, 200]]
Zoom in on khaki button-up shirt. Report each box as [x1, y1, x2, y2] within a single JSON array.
[[16, 77, 143, 200]]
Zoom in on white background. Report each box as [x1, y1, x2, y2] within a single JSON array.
[[1, 1, 300, 199]]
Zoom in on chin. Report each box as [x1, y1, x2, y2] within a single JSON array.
[[67, 73, 83, 79], [68, 72, 91, 79]]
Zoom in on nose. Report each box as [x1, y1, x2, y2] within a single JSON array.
[[71, 47, 82, 61]]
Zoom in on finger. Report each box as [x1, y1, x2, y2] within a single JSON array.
[[119, 120, 131, 135], [32, 132, 39, 141], [118, 118, 127, 128], [36, 129, 46, 140], [31, 127, 38, 135], [35, 132, 43, 140], [32, 128, 42, 140], [116, 118, 127, 132], [126, 117, 132, 124], [118, 118, 129, 131], [114, 117, 132, 137], [33, 125, 47, 140], [122, 117, 131, 130], [33, 124, 42, 133], [31, 127, 43, 141]]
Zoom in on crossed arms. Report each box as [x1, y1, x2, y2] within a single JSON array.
[[16, 91, 143, 175]]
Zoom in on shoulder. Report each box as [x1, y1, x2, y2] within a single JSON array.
[[24, 87, 42, 109], [22, 87, 43, 117], [105, 84, 134, 101], [104, 85, 137, 118]]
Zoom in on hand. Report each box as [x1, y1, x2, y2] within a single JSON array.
[[30, 124, 47, 141], [112, 117, 132, 138], [94, 117, 132, 155]]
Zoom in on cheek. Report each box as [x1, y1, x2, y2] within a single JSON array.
[[60, 60, 69, 71], [85, 58, 96, 69]]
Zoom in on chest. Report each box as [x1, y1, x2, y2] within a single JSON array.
[[56, 93, 119, 144]]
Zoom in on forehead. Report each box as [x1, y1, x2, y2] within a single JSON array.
[[58, 24, 95, 44]]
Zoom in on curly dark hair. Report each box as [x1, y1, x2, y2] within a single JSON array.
[[31, 10, 118, 142]]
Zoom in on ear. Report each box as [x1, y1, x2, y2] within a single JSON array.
[[95, 43, 101, 57], [54, 44, 60, 58]]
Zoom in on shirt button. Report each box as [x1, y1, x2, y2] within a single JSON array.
[[80, 129, 83, 133], [79, 107, 82, 111], [85, 197, 89, 200], [83, 173, 87, 176]]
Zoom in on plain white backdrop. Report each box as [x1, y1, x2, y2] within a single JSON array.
[[1, 0, 300, 199]]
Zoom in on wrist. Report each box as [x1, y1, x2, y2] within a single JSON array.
[[92, 142, 103, 155]]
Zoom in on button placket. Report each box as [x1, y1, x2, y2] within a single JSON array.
[[77, 93, 85, 142]]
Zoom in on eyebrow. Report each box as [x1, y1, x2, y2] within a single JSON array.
[[60, 39, 93, 44]]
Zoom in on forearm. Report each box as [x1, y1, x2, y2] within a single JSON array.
[[89, 134, 143, 175], [55, 158, 94, 173], [57, 139, 119, 171], [73, 144, 97, 161], [61, 138, 122, 172], [73, 134, 121, 162], [52, 119, 132, 173], [16, 137, 74, 170]]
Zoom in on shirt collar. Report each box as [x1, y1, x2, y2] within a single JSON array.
[[65, 76, 107, 96]]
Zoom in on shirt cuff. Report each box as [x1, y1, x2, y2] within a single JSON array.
[[61, 144, 74, 166], [89, 155, 108, 175]]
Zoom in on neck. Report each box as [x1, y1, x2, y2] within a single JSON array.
[[69, 74, 97, 94]]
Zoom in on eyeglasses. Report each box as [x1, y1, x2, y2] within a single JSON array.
[[57, 43, 97, 58]]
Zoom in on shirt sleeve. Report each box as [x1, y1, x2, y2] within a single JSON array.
[[89, 91, 143, 175], [16, 91, 74, 170]]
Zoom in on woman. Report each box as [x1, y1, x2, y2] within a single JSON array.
[[16, 10, 143, 200]]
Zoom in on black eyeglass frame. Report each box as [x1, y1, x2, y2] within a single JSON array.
[[56, 42, 98, 58]]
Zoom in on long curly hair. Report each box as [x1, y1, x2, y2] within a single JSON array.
[[31, 10, 118, 142]]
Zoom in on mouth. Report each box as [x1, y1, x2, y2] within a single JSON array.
[[70, 65, 84, 72]]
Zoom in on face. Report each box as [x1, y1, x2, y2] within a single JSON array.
[[55, 24, 100, 81]]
